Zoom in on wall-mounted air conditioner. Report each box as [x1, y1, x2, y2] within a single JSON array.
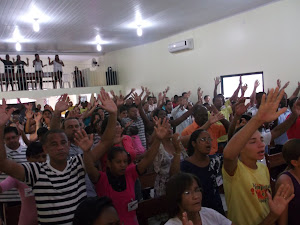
[[168, 38, 194, 53]]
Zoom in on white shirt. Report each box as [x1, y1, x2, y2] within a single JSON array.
[[53, 61, 63, 72], [165, 207, 232, 225], [171, 105, 192, 134], [34, 60, 43, 71]]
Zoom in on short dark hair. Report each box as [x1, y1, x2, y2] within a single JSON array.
[[42, 109, 52, 115], [62, 117, 79, 129], [187, 129, 206, 156], [26, 142, 44, 158], [128, 126, 139, 136], [73, 196, 115, 225], [166, 173, 202, 218], [204, 95, 209, 100], [4, 127, 19, 136], [37, 127, 49, 139], [100, 117, 122, 135], [107, 146, 131, 164], [182, 92, 187, 97], [282, 139, 300, 169], [119, 106, 127, 113], [41, 129, 66, 145], [147, 96, 153, 101]]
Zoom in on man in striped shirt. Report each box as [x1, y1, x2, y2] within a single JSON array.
[[0, 91, 117, 225], [0, 126, 27, 221]]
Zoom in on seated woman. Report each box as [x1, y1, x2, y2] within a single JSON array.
[[73, 196, 120, 225], [181, 129, 224, 215], [165, 173, 232, 225], [276, 139, 300, 225], [76, 117, 171, 225]]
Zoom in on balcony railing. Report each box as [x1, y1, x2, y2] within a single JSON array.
[[0, 65, 118, 92]]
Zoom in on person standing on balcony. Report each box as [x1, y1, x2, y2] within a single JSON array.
[[0, 54, 15, 91], [48, 55, 64, 89], [74, 66, 85, 87], [33, 54, 46, 90], [13, 55, 29, 91]]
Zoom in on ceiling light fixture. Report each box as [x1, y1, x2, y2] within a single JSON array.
[[33, 18, 40, 32], [137, 26, 143, 37], [16, 42, 21, 51], [97, 44, 102, 52]]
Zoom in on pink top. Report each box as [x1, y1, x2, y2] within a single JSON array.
[[100, 135, 136, 171], [131, 135, 145, 155], [0, 176, 38, 225], [95, 164, 139, 225]]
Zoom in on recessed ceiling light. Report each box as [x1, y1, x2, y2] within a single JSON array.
[[97, 44, 102, 51], [16, 42, 21, 51], [137, 27, 143, 37], [33, 19, 40, 32]]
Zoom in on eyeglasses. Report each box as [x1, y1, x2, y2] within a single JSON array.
[[198, 137, 213, 142], [183, 187, 202, 196]]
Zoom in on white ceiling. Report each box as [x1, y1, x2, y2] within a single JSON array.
[[0, 0, 277, 54]]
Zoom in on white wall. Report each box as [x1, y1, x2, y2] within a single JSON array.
[[102, 0, 300, 102]]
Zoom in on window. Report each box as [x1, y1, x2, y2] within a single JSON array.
[[221, 71, 264, 98]]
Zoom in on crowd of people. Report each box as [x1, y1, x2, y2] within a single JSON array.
[[0, 54, 85, 91], [0, 77, 299, 225]]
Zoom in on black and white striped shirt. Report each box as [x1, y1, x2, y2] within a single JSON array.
[[0, 145, 27, 202], [22, 154, 87, 225]]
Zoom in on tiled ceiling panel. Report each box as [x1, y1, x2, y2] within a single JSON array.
[[0, 0, 277, 54]]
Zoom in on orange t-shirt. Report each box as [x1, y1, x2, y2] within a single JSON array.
[[181, 121, 226, 155]]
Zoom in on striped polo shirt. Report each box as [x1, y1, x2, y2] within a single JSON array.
[[22, 154, 87, 225]]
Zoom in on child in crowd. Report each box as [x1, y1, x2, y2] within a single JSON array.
[[165, 173, 232, 225], [75, 117, 171, 225], [128, 126, 145, 156], [276, 139, 300, 225], [223, 87, 294, 225]]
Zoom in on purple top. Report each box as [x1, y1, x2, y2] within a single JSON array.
[[283, 171, 300, 225]]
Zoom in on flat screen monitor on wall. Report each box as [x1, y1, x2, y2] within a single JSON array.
[[221, 71, 264, 98]]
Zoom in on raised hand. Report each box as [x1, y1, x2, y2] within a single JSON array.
[[267, 184, 294, 217], [153, 117, 170, 140], [182, 212, 194, 225], [291, 98, 300, 116], [0, 99, 15, 127], [74, 129, 94, 152], [209, 112, 224, 124], [115, 94, 124, 107], [241, 84, 248, 94], [55, 94, 70, 112], [235, 98, 250, 116], [254, 80, 260, 89], [130, 88, 136, 93], [277, 79, 281, 89], [214, 77, 221, 86], [67, 110, 81, 119], [187, 91, 191, 98], [132, 93, 141, 106], [97, 89, 117, 114], [255, 87, 286, 123], [34, 112, 42, 122], [25, 110, 34, 119], [239, 76, 242, 86], [282, 81, 290, 90]]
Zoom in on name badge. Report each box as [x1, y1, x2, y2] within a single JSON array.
[[128, 199, 138, 212], [216, 175, 223, 186]]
